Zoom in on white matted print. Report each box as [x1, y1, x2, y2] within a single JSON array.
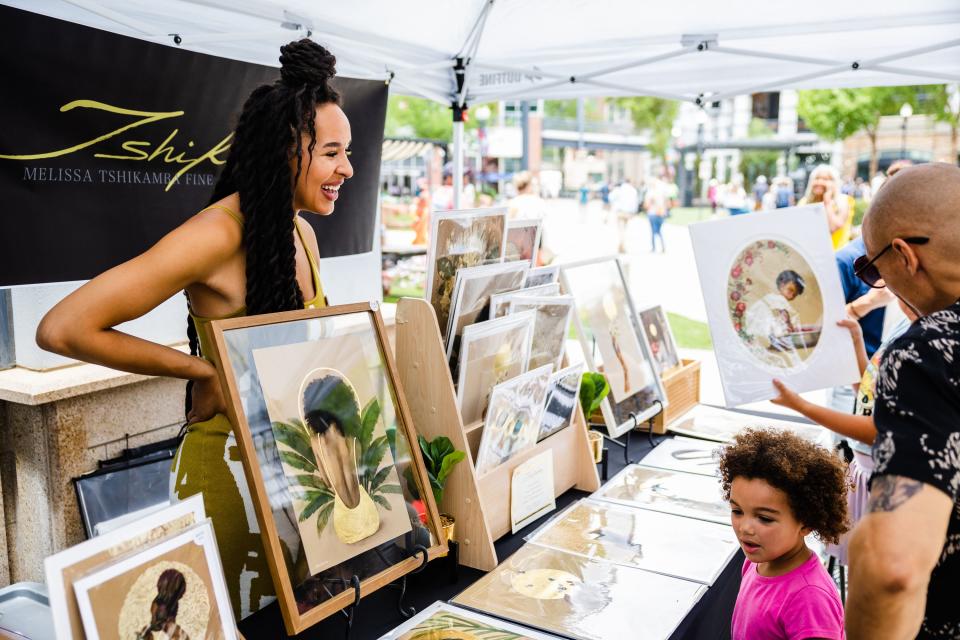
[[74, 520, 236, 640], [505, 218, 542, 265], [638, 436, 721, 477], [597, 464, 730, 525], [524, 266, 560, 289], [666, 404, 825, 444], [539, 364, 586, 442], [378, 601, 563, 640], [689, 206, 858, 406], [508, 294, 575, 373], [490, 282, 560, 319], [475, 365, 553, 475], [45, 495, 206, 640]]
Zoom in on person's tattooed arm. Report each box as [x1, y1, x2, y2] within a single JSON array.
[[867, 475, 924, 512]]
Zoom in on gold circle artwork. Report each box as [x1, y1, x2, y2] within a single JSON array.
[[510, 568, 581, 600], [117, 560, 210, 639]]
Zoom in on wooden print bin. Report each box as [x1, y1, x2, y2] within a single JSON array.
[[652, 358, 702, 434]]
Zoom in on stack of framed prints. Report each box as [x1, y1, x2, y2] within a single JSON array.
[[45, 496, 237, 640], [560, 257, 667, 437], [452, 543, 706, 640], [597, 464, 730, 525], [526, 498, 739, 585], [689, 206, 859, 406], [209, 302, 447, 634], [379, 601, 562, 640], [666, 404, 825, 444]]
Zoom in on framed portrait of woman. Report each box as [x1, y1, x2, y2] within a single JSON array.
[[209, 302, 446, 634]]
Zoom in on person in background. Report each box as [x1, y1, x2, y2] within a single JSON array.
[[708, 178, 719, 214], [643, 178, 668, 252], [761, 184, 778, 211], [800, 165, 854, 250], [846, 163, 960, 639], [507, 171, 547, 221], [722, 429, 848, 640], [725, 176, 750, 215], [774, 176, 795, 209], [753, 175, 769, 211]]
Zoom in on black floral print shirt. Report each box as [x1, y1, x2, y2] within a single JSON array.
[[873, 300, 960, 639]]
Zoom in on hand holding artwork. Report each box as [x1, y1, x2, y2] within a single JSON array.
[[187, 360, 227, 424], [770, 378, 808, 413]]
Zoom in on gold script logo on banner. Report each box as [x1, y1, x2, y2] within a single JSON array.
[[0, 99, 231, 191]]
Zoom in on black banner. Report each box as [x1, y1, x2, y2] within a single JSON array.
[[0, 5, 387, 287]]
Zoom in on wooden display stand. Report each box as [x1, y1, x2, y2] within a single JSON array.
[[393, 298, 600, 571], [651, 358, 702, 434]]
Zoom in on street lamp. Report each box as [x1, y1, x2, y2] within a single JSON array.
[[899, 102, 913, 160], [694, 109, 708, 204]]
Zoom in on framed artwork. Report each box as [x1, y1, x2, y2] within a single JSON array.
[[597, 465, 730, 525], [524, 266, 559, 289], [490, 282, 560, 319], [456, 312, 536, 426], [45, 495, 205, 640], [560, 257, 667, 437], [637, 305, 681, 373], [426, 208, 508, 339], [505, 218, 542, 265], [666, 404, 824, 444], [527, 499, 739, 584], [74, 521, 236, 640], [444, 261, 529, 367], [475, 364, 553, 475], [638, 436, 721, 477], [508, 294, 575, 373], [538, 363, 586, 442], [380, 601, 561, 640], [210, 303, 445, 633], [452, 543, 706, 640], [689, 206, 859, 406]]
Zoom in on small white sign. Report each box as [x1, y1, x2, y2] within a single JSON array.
[[510, 451, 556, 533]]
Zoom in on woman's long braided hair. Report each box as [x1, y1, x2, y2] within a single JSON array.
[[184, 39, 341, 417]]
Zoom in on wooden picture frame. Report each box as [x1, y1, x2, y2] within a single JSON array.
[[210, 302, 446, 634]]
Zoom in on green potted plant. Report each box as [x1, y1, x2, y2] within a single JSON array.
[[408, 435, 466, 543], [579, 372, 610, 463]]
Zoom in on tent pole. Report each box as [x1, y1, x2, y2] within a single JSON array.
[[452, 57, 468, 210]]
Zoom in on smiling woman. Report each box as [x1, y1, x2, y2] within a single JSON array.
[[34, 38, 353, 621]]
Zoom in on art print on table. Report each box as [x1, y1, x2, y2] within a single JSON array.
[[212, 305, 444, 633], [252, 336, 412, 576], [475, 364, 553, 475], [638, 435, 721, 477], [666, 404, 824, 444], [598, 465, 730, 524], [444, 262, 529, 368], [561, 257, 666, 437], [505, 218, 542, 265], [453, 544, 705, 640], [46, 496, 206, 640], [73, 521, 236, 640], [689, 206, 858, 406], [527, 499, 738, 584], [507, 294, 574, 373], [489, 282, 560, 320], [426, 208, 507, 338], [381, 601, 561, 640], [457, 312, 535, 426], [638, 305, 681, 373], [538, 364, 586, 442]]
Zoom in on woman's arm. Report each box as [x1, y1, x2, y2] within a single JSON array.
[[36, 210, 241, 382], [771, 379, 876, 445], [824, 191, 850, 233]]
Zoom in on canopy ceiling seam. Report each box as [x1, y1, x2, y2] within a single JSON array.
[[62, 0, 156, 35], [863, 64, 960, 83], [456, 0, 497, 107]]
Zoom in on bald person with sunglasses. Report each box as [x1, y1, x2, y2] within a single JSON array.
[[846, 163, 960, 640]]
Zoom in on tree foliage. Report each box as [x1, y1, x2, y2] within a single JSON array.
[[613, 97, 680, 161], [385, 95, 497, 141]]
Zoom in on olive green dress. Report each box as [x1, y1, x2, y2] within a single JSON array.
[[169, 204, 326, 620]]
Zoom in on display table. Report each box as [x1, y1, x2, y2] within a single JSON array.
[[238, 430, 744, 640]]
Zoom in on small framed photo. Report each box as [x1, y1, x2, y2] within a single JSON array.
[[456, 312, 535, 426], [475, 364, 554, 475], [507, 294, 575, 373], [538, 363, 586, 442], [73, 520, 237, 640], [209, 303, 446, 633], [505, 218, 542, 265], [45, 495, 206, 640], [524, 265, 560, 289], [637, 304, 681, 373], [560, 257, 667, 437], [489, 282, 560, 319], [426, 208, 508, 338]]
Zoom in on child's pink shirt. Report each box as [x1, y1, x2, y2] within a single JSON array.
[[731, 553, 845, 640]]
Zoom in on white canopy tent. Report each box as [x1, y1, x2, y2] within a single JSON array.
[[9, 0, 960, 209]]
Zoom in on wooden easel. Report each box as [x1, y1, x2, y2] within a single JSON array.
[[394, 298, 599, 571]]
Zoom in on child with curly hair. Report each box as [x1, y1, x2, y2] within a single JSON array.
[[720, 428, 849, 640]]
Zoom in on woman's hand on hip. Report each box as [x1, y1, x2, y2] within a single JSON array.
[[188, 360, 228, 425]]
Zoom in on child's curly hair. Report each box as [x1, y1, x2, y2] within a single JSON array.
[[718, 428, 850, 544]]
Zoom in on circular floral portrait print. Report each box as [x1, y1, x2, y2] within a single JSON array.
[[727, 239, 824, 370]]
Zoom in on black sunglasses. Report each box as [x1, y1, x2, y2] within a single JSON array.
[[854, 237, 929, 288]]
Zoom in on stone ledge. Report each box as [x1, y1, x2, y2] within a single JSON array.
[[0, 302, 399, 406]]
